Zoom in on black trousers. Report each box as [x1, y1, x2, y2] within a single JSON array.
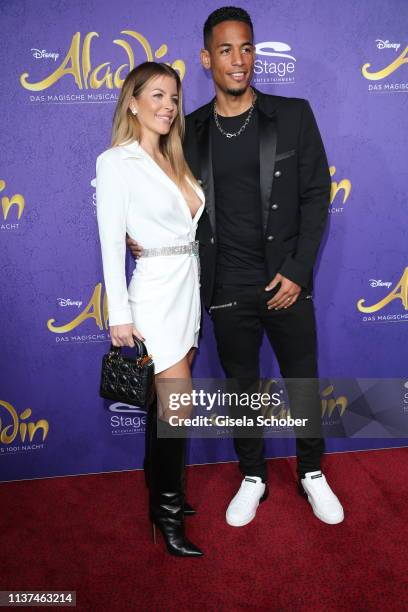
[[210, 283, 325, 482]]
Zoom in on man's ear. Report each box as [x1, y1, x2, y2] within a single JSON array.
[[200, 48, 211, 70]]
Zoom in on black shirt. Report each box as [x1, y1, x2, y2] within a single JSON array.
[[211, 104, 267, 285]]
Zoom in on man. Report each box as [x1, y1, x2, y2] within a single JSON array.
[[129, 6, 344, 527]]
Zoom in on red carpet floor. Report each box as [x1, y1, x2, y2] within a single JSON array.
[[1, 448, 408, 611]]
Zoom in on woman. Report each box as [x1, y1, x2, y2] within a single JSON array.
[[96, 62, 204, 557]]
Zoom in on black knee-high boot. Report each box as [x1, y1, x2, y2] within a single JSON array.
[[143, 397, 157, 487], [143, 397, 196, 516], [149, 420, 203, 557]]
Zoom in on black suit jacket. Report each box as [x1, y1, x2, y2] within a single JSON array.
[[183, 88, 331, 309]]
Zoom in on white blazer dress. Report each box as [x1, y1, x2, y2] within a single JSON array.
[[96, 140, 205, 374]]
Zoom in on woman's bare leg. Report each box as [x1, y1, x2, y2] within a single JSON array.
[[155, 350, 195, 424], [187, 347, 196, 369]]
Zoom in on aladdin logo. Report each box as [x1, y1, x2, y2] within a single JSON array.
[[47, 283, 111, 343], [362, 41, 408, 81], [321, 385, 347, 418], [329, 166, 351, 213], [0, 400, 49, 446], [260, 379, 347, 419], [31, 48, 60, 61], [21, 31, 186, 92], [254, 41, 296, 83], [0, 179, 25, 231], [358, 267, 408, 314]]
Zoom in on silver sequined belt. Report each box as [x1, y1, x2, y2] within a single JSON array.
[[140, 240, 199, 258]]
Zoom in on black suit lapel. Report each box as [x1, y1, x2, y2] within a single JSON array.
[[258, 108, 277, 233], [193, 90, 277, 236], [196, 116, 216, 234]]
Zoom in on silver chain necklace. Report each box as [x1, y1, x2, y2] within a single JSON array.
[[213, 90, 257, 139]]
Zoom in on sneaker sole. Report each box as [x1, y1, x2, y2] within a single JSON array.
[[299, 482, 344, 524], [307, 495, 344, 525], [226, 509, 257, 527]]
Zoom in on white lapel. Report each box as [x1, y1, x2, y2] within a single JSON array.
[[118, 140, 205, 224], [118, 139, 180, 199], [118, 140, 144, 159]]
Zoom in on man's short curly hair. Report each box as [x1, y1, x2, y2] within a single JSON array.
[[203, 6, 254, 49]]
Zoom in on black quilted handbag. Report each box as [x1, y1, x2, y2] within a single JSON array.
[[100, 336, 154, 408]]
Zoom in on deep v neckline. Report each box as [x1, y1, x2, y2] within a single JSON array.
[[138, 144, 204, 221]]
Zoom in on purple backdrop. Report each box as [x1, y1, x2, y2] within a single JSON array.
[[1, 0, 407, 481]]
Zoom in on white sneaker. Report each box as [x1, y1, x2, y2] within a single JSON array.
[[301, 471, 344, 525], [226, 476, 268, 527]]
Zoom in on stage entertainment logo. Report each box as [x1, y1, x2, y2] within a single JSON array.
[[253, 41, 296, 86], [0, 179, 25, 231], [0, 400, 49, 454], [21, 30, 186, 105], [357, 267, 408, 323], [329, 166, 351, 214], [362, 39, 408, 93], [108, 402, 146, 435], [47, 282, 111, 343]]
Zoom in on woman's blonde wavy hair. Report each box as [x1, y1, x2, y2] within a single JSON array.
[[111, 61, 199, 189]]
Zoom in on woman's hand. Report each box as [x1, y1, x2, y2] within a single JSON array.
[[109, 323, 145, 347]]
